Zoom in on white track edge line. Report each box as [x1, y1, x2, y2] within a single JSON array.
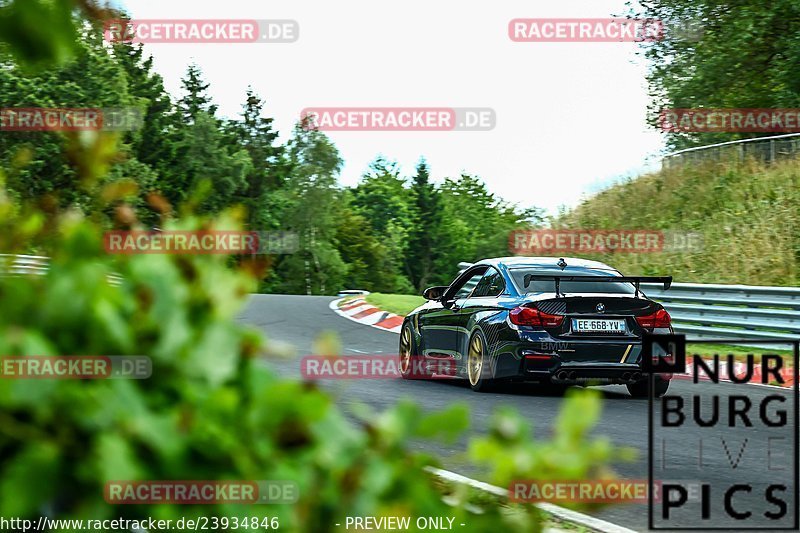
[[425, 467, 638, 533], [329, 298, 790, 527]]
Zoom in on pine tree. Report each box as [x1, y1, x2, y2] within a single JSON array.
[[178, 64, 217, 123], [228, 88, 285, 229], [407, 159, 442, 290]]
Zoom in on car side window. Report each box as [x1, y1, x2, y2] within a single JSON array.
[[472, 269, 505, 298], [452, 270, 486, 300]]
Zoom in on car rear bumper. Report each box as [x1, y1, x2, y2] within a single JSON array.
[[502, 358, 672, 385], [491, 336, 673, 384], [543, 362, 645, 385]]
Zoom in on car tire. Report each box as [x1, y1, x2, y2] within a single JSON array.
[[399, 322, 425, 380], [466, 329, 495, 392], [627, 376, 670, 398]]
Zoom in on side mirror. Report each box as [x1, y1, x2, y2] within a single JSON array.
[[422, 286, 447, 301]]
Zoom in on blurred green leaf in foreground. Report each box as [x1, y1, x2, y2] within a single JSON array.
[[0, 1, 636, 531]]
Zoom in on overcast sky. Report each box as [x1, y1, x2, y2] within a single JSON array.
[[116, 0, 667, 215]]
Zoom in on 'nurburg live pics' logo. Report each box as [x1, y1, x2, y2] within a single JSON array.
[[646, 334, 799, 529]]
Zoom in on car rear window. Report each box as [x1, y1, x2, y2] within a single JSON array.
[[509, 267, 636, 295]]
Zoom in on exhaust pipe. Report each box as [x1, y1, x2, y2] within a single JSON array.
[[556, 370, 569, 381], [621, 372, 631, 381], [631, 372, 642, 382], [568, 371, 576, 380]]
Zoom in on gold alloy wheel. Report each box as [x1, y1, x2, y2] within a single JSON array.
[[399, 326, 412, 374], [467, 334, 484, 386]]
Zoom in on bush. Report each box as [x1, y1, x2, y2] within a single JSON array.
[[0, 3, 635, 531]]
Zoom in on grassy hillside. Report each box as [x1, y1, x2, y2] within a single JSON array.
[[557, 159, 800, 286]]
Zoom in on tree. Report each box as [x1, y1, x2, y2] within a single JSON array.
[[272, 122, 346, 294], [351, 157, 415, 292], [109, 39, 178, 223], [0, 22, 134, 211], [165, 66, 250, 213], [0, 5, 630, 530], [406, 159, 442, 291], [434, 174, 541, 284], [178, 63, 217, 123], [631, 0, 800, 150], [334, 197, 403, 292], [171, 111, 251, 213], [227, 88, 286, 230]]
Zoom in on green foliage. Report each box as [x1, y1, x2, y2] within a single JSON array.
[[347, 163, 542, 294], [406, 160, 443, 291], [0, 3, 635, 531], [334, 205, 400, 292], [0, 0, 79, 70], [269, 123, 347, 295], [558, 157, 800, 285], [432, 175, 542, 286], [228, 88, 286, 230], [0, 192, 633, 529], [0, 23, 135, 209], [178, 64, 218, 122], [1, 16, 541, 296], [631, 0, 800, 150]]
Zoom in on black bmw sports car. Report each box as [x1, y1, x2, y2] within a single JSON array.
[[399, 257, 674, 397]]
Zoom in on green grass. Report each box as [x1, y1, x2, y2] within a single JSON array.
[[365, 292, 426, 316], [557, 157, 800, 286], [688, 342, 793, 356]]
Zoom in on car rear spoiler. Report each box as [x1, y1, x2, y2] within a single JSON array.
[[522, 275, 672, 298]]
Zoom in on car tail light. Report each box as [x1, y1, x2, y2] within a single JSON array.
[[509, 305, 564, 327], [635, 308, 671, 329]]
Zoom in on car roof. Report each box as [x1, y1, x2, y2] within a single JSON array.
[[472, 256, 617, 271]]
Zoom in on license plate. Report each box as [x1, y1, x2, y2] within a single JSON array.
[[572, 318, 626, 333]]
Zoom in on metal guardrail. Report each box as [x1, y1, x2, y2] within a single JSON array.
[[7, 255, 798, 344], [0, 254, 122, 285], [642, 282, 800, 343], [662, 132, 800, 168], [0, 254, 50, 276], [460, 261, 798, 343]]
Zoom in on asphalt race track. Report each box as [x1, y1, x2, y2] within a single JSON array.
[[239, 294, 798, 532]]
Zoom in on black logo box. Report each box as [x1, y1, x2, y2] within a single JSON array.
[[645, 336, 799, 530]]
